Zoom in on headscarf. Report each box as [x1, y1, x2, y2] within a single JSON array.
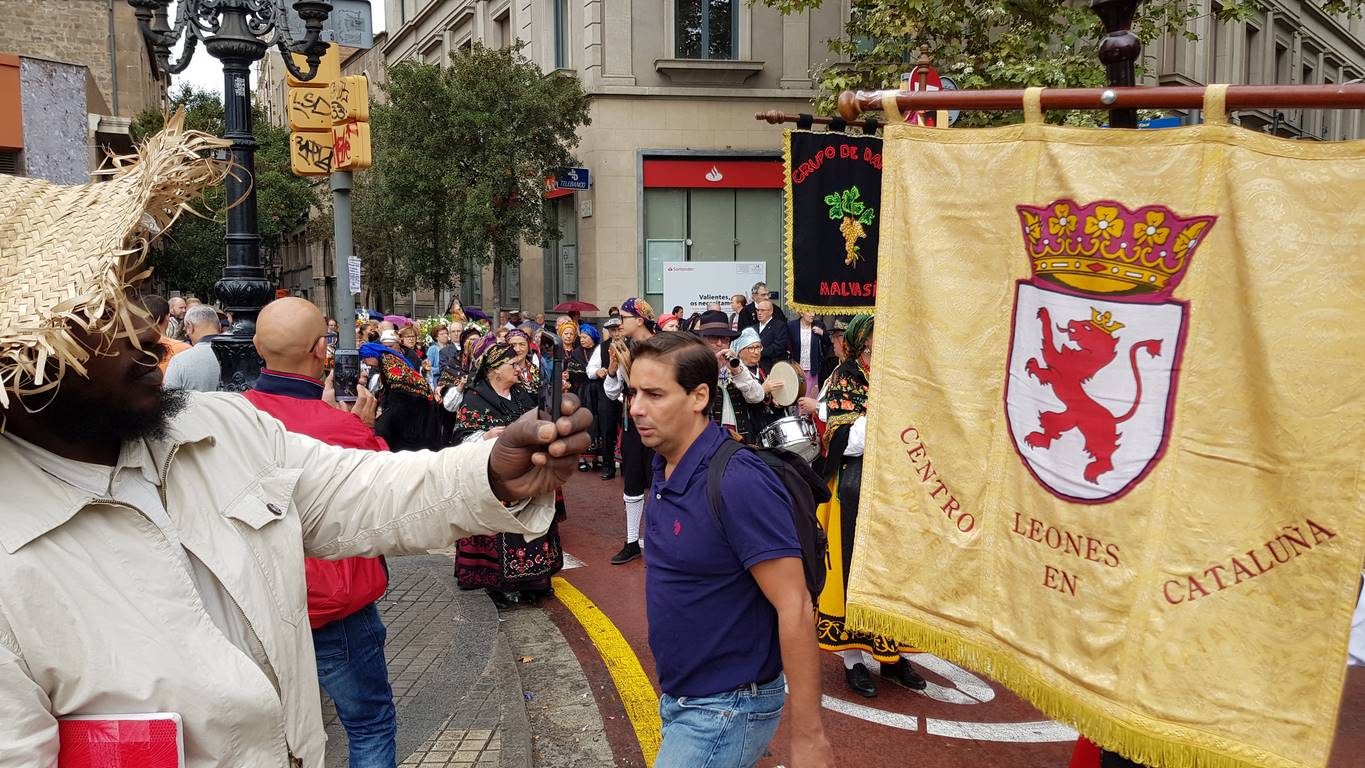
[[731, 326, 761, 356], [656, 312, 677, 330], [578, 323, 600, 345], [470, 341, 517, 386], [620, 297, 654, 321], [843, 313, 874, 364], [360, 341, 415, 370], [505, 327, 530, 344], [557, 316, 579, 339]]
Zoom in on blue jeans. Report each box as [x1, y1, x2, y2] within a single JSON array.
[[313, 603, 397, 768], [655, 673, 786, 768]]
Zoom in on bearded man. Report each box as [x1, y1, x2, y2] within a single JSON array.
[[0, 114, 592, 767]]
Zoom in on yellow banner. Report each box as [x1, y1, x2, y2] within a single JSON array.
[[849, 90, 1365, 768]]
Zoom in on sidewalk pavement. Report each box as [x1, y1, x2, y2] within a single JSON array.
[[319, 554, 611, 768]]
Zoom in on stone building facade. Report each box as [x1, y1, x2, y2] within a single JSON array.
[[1144, 0, 1365, 140], [0, 0, 163, 118], [0, 0, 165, 181]]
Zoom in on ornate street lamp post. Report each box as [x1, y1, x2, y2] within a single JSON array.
[[128, 0, 334, 390]]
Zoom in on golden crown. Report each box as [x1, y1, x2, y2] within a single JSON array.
[[1090, 308, 1124, 335], [1016, 200, 1217, 297]]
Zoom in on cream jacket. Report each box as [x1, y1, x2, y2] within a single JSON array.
[[0, 393, 553, 767]]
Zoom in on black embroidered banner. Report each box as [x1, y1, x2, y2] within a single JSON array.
[[784, 130, 883, 313]]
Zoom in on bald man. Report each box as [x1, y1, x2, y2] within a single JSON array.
[[243, 298, 398, 768]]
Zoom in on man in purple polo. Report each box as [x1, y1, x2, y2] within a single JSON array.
[[626, 332, 834, 768]]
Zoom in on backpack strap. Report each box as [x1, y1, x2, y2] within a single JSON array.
[[706, 437, 747, 529]]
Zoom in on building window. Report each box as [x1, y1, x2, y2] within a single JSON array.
[[553, 0, 569, 68], [675, 0, 737, 60], [1274, 40, 1291, 84], [1244, 24, 1262, 83], [495, 11, 511, 49]]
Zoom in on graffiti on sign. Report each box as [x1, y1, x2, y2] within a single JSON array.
[[290, 131, 333, 176], [331, 121, 371, 170], [288, 89, 332, 131]]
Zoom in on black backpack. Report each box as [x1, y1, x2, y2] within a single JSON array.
[[706, 439, 832, 605]]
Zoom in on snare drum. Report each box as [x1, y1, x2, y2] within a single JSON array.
[[759, 416, 821, 463]]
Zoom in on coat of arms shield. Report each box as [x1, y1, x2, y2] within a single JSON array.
[[1006, 200, 1216, 503]]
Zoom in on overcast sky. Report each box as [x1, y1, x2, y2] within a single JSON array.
[[171, 0, 386, 96]]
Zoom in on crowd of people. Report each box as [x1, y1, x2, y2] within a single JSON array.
[[2, 121, 1360, 768]]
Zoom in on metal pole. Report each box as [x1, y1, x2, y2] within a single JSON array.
[[330, 169, 360, 399], [204, 6, 273, 391], [331, 171, 357, 351], [1092, 0, 1143, 129]]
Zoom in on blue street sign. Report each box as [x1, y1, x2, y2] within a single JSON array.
[[556, 167, 591, 190], [1139, 116, 1184, 129]]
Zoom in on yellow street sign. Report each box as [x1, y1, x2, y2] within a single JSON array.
[[287, 46, 340, 88], [329, 75, 370, 124], [288, 88, 332, 131], [290, 130, 333, 176], [331, 121, 371, 170]]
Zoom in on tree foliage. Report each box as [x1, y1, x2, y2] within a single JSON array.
[[132, 84, 318, 297], [762, 0, 1363, 126], [358, 44, 591, 307]]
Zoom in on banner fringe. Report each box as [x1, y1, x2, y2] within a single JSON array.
[[845, 603, 1306, 768]]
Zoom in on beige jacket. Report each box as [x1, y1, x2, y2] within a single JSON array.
[[0, 393, 553, 767]]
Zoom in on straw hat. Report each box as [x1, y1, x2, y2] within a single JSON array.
[[0, 110, 227, 407]]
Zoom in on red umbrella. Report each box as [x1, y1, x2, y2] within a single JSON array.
[[552, 300, 599, 313]]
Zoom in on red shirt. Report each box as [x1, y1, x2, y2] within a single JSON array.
[[243, 370, 390, 629]]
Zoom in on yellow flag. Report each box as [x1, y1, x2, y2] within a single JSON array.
[[849, 88, 1365, 768]]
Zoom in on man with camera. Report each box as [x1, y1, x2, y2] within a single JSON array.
[[696, 310, 767, 444]]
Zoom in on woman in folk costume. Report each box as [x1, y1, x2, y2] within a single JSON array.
[[730, 326, 785, 441], [814, 314, 927, 697], [504, 328, 542, 394], [451, 339, 565, 607], [358, 339, 443, 452]]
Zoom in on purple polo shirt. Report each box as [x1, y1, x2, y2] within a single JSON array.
[[644, 422, 801, 697]]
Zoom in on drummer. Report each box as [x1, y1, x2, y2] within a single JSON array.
[[732, 327, 786, 438], [696, 310, 767, 444]]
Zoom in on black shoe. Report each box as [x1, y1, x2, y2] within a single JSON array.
[[592, 458, 603, 470], [600, 466, 617, 480], [845, 663, 877, 698], [879, 659, 927, 691], [578, 459, 592, 472], [521, 587, 554, 605], [610, 542, 641, 565], [486, 589, 514, 610]]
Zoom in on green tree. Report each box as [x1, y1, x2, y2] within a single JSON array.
[[362, 43, 591, 309], [763, 0, 1362, 126], [132, 84, 319, 297]]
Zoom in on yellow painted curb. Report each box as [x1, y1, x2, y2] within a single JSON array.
[[551, 576, 662, 766]]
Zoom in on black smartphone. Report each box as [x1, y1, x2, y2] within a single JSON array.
[[333, 349, 359, 403], [543, 334, 563, 421]]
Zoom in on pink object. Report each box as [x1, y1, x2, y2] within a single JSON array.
[[59, 714, 183, 768], [383, 315, 412, 327]]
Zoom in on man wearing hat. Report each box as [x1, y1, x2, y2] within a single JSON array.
[[0, 115, 593, 767], [602, 298, 655, 564], [696, 310, 767, 443]]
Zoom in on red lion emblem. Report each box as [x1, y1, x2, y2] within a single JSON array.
[[1023, 307, 1161, 484]]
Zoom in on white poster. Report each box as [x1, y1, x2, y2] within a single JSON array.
[[663, 261, 766, 319], [347, 256, 362, 296]]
